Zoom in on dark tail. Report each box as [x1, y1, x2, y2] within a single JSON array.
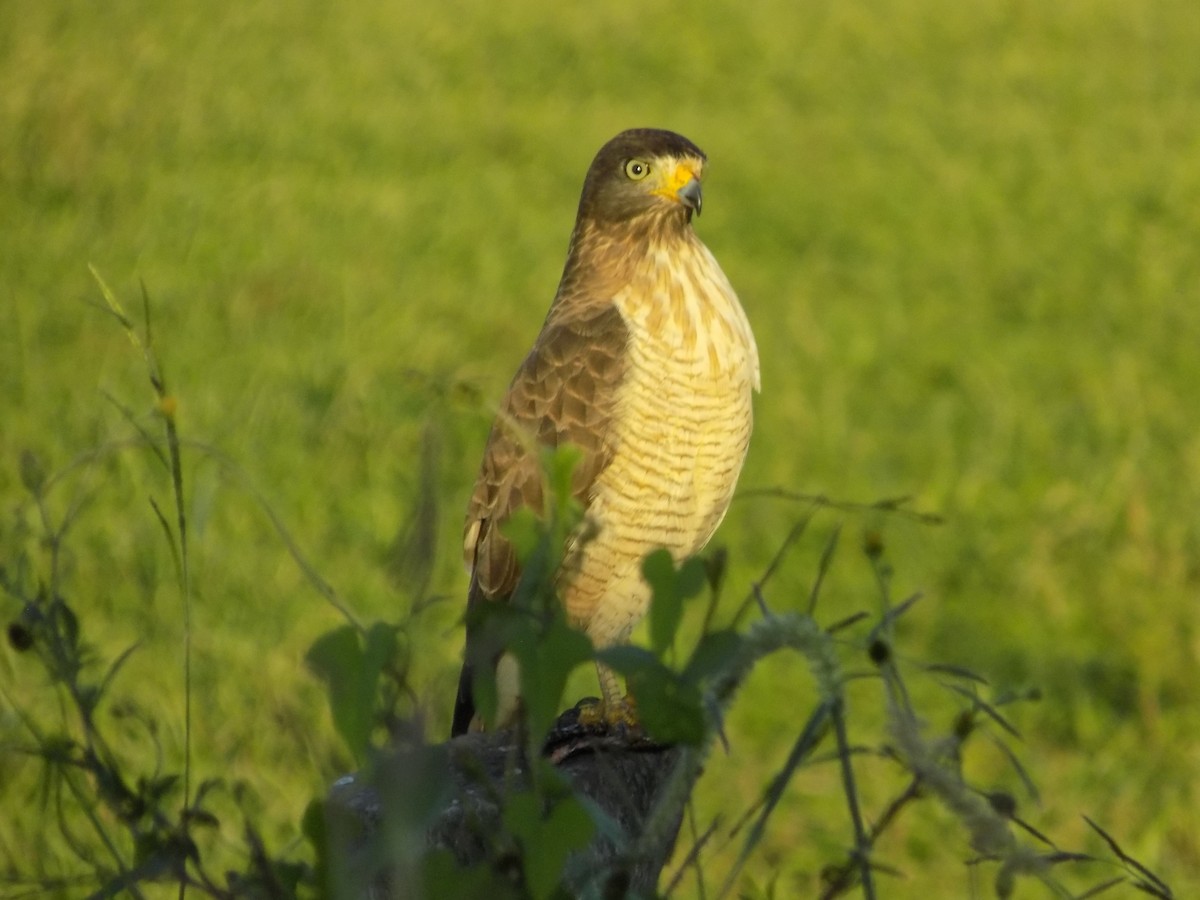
[[450, 658, 475, 737], [450, 572, 487, 737]]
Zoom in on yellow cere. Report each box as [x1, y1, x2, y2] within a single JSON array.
[[652, 159, 702, 201]]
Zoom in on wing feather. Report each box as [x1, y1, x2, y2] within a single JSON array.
[[451, 300, 628, 736], [464, 302, 629, 598]]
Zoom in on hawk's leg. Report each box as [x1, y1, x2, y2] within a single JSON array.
[[577, 660, 639, 730]]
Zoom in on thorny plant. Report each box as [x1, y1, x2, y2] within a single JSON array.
[[656, 506, 1176, 900]]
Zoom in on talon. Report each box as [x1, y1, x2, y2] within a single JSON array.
[[574, 693, 640, 732], [572, 696, 602, 726], [574, 697, 605, 728], [611, 692, 639, 728]]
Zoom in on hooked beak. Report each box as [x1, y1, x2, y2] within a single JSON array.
[[677, 177, 703, 216], [652, 160, 705, 216]]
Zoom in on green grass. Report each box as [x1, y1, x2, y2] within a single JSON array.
[[3, 0, 1199, 895]]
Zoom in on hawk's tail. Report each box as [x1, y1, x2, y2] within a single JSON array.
[[450, 657, 476, 738], [450, 571, 488, 737]]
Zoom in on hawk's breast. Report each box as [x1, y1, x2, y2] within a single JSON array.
[[561, 233, 759, 643]]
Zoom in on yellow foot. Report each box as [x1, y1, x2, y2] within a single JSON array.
[[574, 693, 640, 731]]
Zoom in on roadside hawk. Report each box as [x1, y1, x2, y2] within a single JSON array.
[[451, 128, 760, 737]]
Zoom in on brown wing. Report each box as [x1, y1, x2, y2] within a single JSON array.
[[451, 301, 629, 736]]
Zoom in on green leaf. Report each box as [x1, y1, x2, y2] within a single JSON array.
[[630, 663, 705, 745], [599, 646, 706, 745], [677, 555, 708, 598], [683, 630, 744, 685], [643, 550, 680, 657], [596, 644, 659, 677], [644, 551, 707, 657], [18, 449, 46, 494], [544, 444, 582, 514], [421, 848, 510, 899], [502, 793, 540, 858], [305, 627, 370, 762], [305, 623, 398, 764], [300, 798, 326, 851], [508, 533, 561, 617], [502, 506, 543, 562], [363, 621, 398, 682], [503, 792, 594, 900], [464, 603, 528, 730], [518, 616, 592, 740], [533, 796, 594, 898]]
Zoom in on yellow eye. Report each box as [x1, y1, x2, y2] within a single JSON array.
[[624, 159, 651, 181]]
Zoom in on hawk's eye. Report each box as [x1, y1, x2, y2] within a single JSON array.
[[624, 159, 651, 181]]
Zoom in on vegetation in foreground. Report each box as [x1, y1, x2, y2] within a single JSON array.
[[0, 288, 1178, 898], [3, 0, 1198, 895]]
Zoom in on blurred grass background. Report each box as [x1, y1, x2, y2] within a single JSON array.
[[2, 0, 1198, 895]]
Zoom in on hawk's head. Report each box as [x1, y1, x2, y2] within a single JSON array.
[[577, 128, 708, 228]]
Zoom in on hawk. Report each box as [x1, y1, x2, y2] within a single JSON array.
[[451, 128, 759, 737]]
